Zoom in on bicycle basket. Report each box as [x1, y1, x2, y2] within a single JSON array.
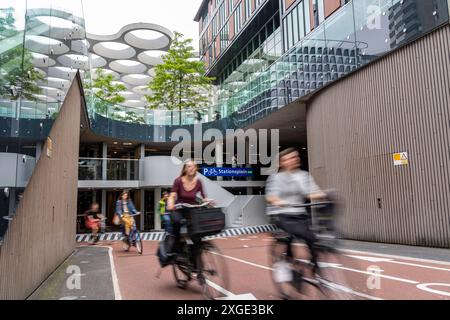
[[187, 207, 225, 237]]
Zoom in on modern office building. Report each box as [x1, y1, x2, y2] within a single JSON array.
[[194, 0, 450, 247]]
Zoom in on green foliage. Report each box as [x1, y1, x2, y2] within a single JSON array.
[[85, 68, 127, 116], [86, 68, 126, 104], [145, 31, 214, 116], [0, 7, 44, 101]]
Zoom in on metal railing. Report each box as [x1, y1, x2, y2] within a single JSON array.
[[78, 157, 140, 181]]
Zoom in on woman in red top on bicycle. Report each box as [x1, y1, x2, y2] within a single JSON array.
[[167, 160, 211, 264]]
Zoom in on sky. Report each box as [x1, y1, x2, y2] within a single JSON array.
[[82, 0, 203, 51]]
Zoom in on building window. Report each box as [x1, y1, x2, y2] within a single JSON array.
[[245, 0, 252, 20], [234, 3, 242, 34], [220, 2, 226, 27], [304, 0, 311, 32], [317, 0, 325, 23], [292, 5, 299, 44], [228, 0, 233, 15]]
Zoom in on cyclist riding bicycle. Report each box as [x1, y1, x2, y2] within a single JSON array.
[[84, 202, 104, 243], [167, 159, 211, 268], [115, 190, 139, 245], [266, 148, 326, 274]]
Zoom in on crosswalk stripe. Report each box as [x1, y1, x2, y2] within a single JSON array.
[[75, 224, 277, 242]]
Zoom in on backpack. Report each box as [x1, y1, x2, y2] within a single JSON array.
[[156, 234, 174, 268]]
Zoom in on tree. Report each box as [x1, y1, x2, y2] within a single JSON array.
[[0, 7, 44, 101], [85, 68, 126, 115], [145, 31, 214, 124]]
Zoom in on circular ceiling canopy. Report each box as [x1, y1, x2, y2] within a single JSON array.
[[132, 85, 152, 95], [110, 60, 147, 74], [89, 54, 107, 68], [122, 74, 152, 86], [124, 29, 170, 50], [31, 52, 56, 68], [57, 54, 89, 70], [24, 11, 173, 109], [137, 50, 166, 65], [93, 42, 136, 60], [25, 35, 70, 55]]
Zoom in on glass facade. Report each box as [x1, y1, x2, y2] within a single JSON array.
[[0, 0, 87, 237], [199, 0, 268, 65], [217, 0, 450, 127]]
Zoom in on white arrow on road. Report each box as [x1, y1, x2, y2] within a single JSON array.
[[206, 279, 257, 300]]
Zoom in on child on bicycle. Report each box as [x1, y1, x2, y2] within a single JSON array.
[[84, 202, 104, 244], [115, 190, 139, 245]]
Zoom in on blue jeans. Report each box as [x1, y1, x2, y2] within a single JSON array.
[[162, 214, 172, 233]]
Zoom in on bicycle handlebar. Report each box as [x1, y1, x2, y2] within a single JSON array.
[[287, 201, 333, 208], [174, 201, 213, 210], [121, 212, 141, 217]]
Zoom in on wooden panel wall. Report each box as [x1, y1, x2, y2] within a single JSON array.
[[0, 75, 84, 299], [306, 25, 450, 248]]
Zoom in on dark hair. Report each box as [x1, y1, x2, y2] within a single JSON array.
[[279, 147, 299, 160], [278, 147, 301, 171]]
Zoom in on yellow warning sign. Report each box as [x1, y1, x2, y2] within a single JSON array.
[[393, 152, 408, 166]]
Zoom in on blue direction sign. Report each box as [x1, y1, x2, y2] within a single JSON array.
[[201, 167, 254, 177]]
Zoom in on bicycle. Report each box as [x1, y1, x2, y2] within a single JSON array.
[[121, 212, 143, 255], [269, 201, 352, 300], [164, 202, 229, 300]]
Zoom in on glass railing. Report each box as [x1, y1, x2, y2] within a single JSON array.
[[0, 99, 62, 119], [87, 94, 220, 126], [78, 158, 140, 181]]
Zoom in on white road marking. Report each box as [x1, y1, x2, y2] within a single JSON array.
[[387, 260, 450, 272], [416, 283, 450, 297], [216, 293, 257, 300], [107, 247, 123, 300], [331, 265, 419, 284], [346, 254, 450, 272], [339, 248, 450, 267], [319, 278, 383, 300], [205, 280, 257, 300], [292, 243, 450, 267], [345, 255, 393, 263], [211, 252, 381, 300]]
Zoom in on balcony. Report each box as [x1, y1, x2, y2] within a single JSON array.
[[78, 157, 141, 189]]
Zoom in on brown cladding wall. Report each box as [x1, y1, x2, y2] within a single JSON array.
[[0, 75, 85, 299], [306, 25, 450, 248]]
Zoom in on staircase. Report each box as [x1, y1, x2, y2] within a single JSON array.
[[231, 215, 243, 228]]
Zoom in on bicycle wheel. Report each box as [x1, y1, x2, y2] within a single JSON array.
[[198, 242, 229, 300], [172, 254, 191, 289], [122, 237, 130, 252], [134, 231, 143, 255]]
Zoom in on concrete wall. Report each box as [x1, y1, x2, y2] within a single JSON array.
[[242, 195, 269, 226], [306, 24, 450, 248], [0, 153, 35, 188], [0, 75, 85, 299]]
